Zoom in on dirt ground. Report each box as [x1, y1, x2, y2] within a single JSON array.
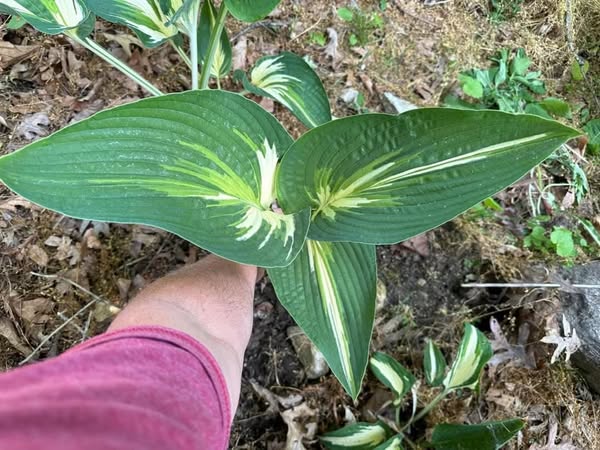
[[1, 0, 599, 448]]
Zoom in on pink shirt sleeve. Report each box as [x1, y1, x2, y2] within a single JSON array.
[[0, 326, 231, 450]]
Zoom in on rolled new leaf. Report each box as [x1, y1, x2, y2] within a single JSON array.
[[86, 0, 180, 47], [0, 90, 309, 268], [198, 0, 232, 79], [0, 0, 93, 36], [423, 340, 446, 387], [269, 240, 376, 399], [443, 324, 492, 391], [321, 422, 389, 450], [430, 419, 525, 450], [225, 0, 281, 22], [236, 52, 332, 128], [374, 436, 404, 450], [369, 352, 415, 406], [276, 109, 580, 244]]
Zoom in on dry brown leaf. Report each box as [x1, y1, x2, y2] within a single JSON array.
[[0, 41, 37, 70], [28, 244, 49, 267], [0, 317, 30, 356], [232, 37, 248, 71], [399, 233, 430, 257]]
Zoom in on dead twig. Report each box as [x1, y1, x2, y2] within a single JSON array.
[[19, 272, 110, 365]]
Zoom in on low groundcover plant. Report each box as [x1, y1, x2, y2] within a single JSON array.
[[0, 0, 581, 403]]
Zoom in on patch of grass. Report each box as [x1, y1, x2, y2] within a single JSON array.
[[489, 0, 524, 22], [337, 6, 384, 46]]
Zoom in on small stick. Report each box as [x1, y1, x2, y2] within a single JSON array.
[[20, 273, 109, 365], [462, 283, 600, 289]]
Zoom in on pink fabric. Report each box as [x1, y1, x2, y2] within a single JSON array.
[[0, 326, 231, 449]]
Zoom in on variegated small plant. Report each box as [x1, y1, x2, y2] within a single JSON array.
[[321, 325, 524, 450], [0, 0, 582, 401]]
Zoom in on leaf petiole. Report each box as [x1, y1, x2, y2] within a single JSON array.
[[199, 1, 228, 89], [70, 34, 163, 97]]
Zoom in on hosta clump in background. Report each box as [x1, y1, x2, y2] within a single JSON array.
[[321, 325, 524, 450], [0, 0, 581, 405]]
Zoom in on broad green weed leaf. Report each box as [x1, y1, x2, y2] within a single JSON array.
[[86, 0, 180, 47], [458, 74, 484, 99], [584, 118, 600, 154], [198, 0, 232, 79], [0, 0, 92, 35], [424, 340, 446, 387], [0, 91, 309, 268], [236, 52, 331, 128], [443, 324, 492, 391], [510, 48, 531, 76], [431, 419, 525, 450], [277, 109, 579, 244], [369, 352, 415, 406], [225, 0, 280, 22], [269, 240, 376, 399], [550, 227, 577, 257], [538, 97, 571, 118], [374, 436, 403, 450], [321, 422, 389, 449], [337, 7, 354, 21]]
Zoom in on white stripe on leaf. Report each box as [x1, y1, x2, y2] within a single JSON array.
[[307, 241, 354, 388], [321, 424, 387, 448]]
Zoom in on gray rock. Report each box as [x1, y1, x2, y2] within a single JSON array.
[[340, 88, 359, 105], [287, 326, 329, 379], [558, 261, 600, 393]]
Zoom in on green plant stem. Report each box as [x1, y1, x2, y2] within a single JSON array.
[[401, 389, 449, 432], [73, 35, 163, 97], [170, 40, 192, 69], [190, 25, 200, 90], [199, 1, 228, 90]]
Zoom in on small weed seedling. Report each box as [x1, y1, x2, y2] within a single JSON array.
[[489, 0, 524, 23], [321, 324, 524, 449], [0, 1, 581, 401], [337, 5, 384, 47]]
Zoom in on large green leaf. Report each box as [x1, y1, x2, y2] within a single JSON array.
[[430, 419, 525, 450], [269, 240, 376, 399], [0, 91, 309, 268], [277, 110, 580, 244], [198, 0, 232, 79], [224, 0, 280, 22], [86, 0, 180, 47], [0, 0, 92, 35], [235, 52, 332, 128]]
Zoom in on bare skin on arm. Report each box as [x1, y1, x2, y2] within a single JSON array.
[[108, 254, 259, 414]]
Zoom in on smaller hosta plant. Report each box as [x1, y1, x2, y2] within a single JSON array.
[[321, 324, 525, 450]]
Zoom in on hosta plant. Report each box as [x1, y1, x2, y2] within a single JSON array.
[[321, 325, 525, 450], [0, 0, 581, 398]]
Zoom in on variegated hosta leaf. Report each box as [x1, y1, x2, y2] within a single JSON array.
[[443, 324, 492, 391], [0, 91, 310, 268], [321, 422, 390, 450], [235, 52, 332, 129], [198, 0, 232, 79], [86, 0, 180, 47], [369, 352, 415, 406], [224, 0, 281, 22], [277, 110, 580, 244], [269, 240, 377, 399], [424, 340, 447, 387], [431, 419, 525, 450], [169, 0, 201, 36], [0, 0, 92, 35], [374, 436, 404, 450]]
